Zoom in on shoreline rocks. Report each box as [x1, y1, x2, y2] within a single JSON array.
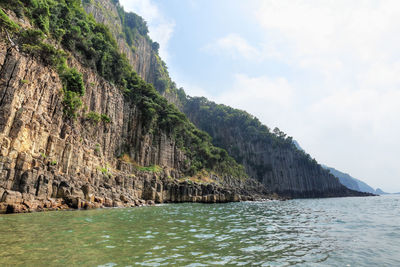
[[0, 182, 273, 214]]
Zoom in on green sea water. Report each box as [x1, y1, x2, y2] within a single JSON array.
[[0, 195, 399, 266]]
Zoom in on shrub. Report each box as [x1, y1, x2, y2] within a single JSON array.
[[98, 165, 110, 177], [61, 68, 85, 96], [101, 114, 111, 123], [135, 165, 162, 173], [86, 112, 111, 123], [29, 0, 50, 33], [18, 29, 45, 44], [86, 111, 101, 123], [0, 9, 20, 32], [21, 42, 67, 67], [63, 91, 82, 118]]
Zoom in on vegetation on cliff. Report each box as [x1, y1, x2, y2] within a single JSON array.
[[0, 0, 246, 178], [82, 0, 356, 197], [183, 97, 320, 181]]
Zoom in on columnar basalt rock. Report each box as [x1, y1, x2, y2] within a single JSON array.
[[182, 98, 375, 198], [80, 0, 372, 199], [0, 38, 269, 213], [83, 0, 183, 108]]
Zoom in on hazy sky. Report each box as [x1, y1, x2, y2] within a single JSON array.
[[120, 0, 400, 192]]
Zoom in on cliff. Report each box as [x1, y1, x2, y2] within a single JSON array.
[[83, 0, 184, 108], [323, 165, 380, 194], [0, 2, 268, 213], [183, 98, 369, 198], [80, 0, 372, 198]]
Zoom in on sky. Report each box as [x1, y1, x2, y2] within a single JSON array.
[[119, 0, 400, 193]]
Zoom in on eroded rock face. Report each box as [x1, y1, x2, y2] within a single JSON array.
[[182, 99, 374, 199], [80, 0, 371, 199], [83, 0, 152, 81], [82, 0, 183, 108], [0, 38, 268, 213]]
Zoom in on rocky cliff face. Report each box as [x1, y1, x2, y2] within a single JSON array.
[[0, 27, 267, 214], [81, 0, 371, 199], [323, 165, 379, 194], [83, 0, 154, 83], [183, 98, 368, 198], [82, 0, 183, 108]]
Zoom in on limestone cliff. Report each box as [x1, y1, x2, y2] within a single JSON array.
[[0, 6, 268, 213]]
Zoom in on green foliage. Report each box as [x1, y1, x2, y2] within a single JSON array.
[[60, 68, 85, 96], [18, 28, 68, 68], [86, 112, 111, 123], [2, 0, 246, 179], [63, 91, 82, 118], [0, 0, 24, 18], [95, 143, 101, 153], [184, 97, 321, 179], [21, 42, 67, 67], [101, 114, 111, 123], [115, 2, 149, 47], [0, 8, 20, 32], [18, 28, 45, 44], [50, 160, 57, 166], [86, 111, 101, 123], [98, 165, 110, 177], [135, 165, 162, 173], [28, 0, 51, 33], [152, 42, 159, 53]]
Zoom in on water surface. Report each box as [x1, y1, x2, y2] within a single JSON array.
[[0, 195, 399, 266]]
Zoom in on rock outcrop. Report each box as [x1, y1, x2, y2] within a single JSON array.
[[182, 97, 373, 198], [81, 0, 373, 199], [0, 1, 371, 216], [0, 30, 268, 213], [83, 0, 183, 108]]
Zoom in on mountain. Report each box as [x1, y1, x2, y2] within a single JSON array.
[[322, 166, 383, 194], [0, 0, 268, 213], [375, 188, 388, 195], [0, 0, 370, 213], [81, 0, 370, 199], [293, 140, 379, 195], [323, 166, 361, 192], [292, 140, 304, 151]]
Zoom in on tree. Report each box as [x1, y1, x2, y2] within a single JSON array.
[[273, 127, 287, 139]]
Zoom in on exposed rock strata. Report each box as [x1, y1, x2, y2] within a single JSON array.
[[0, 38, 268, 213], [82, 0, 373, 199], [183, 99, 373, 198], [83, 0, 182, 107]]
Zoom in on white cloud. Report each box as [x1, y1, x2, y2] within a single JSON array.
[[207, 74, 295, 132], [217, 74, 293, 108], [119, 0, 175, 60], [200, 0, 400, 191], [248, 0, 400, 191], [179, 81, 213, 99], [205, 33, 261, 60], [118, 0, 400, 191]]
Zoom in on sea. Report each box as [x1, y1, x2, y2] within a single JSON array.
[[0, 195, 399, 266]]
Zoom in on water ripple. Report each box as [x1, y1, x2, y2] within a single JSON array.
[[0, 196, 399, 266]]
